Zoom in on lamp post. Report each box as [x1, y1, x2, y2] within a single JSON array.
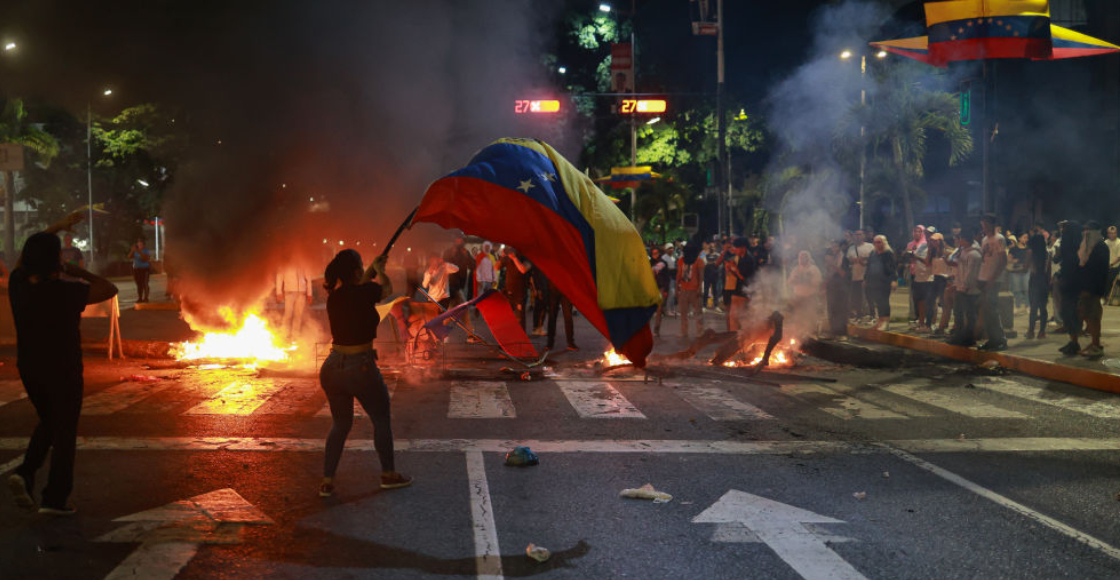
[[87, 88, 112, 272], [840, 49, 886, 229]]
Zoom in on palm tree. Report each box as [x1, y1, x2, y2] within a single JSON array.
[[838, 66, 973, 232], [0, 99, 59, 259], [633, 178, 690, 244]]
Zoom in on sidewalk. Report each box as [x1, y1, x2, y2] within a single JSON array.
[[848, 287, 1120, 395]]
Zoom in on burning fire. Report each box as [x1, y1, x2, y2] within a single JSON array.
[[171, 309, 290, 367], [724, 338, 799, 368], [601, 348, 631, 366]]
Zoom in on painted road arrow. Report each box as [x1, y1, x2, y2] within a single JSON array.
[[692, 490, 866, 580], [96, 488, 273, 580]]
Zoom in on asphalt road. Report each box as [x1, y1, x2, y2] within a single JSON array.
[[3, 312, 1120, 579]]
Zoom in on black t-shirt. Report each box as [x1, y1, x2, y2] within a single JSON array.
[[326, 282, 383, 345], [735, 253, 758, 293], [501, 256, 528, 297], [9, 269, 90, 372], [444, 245, 474, 291]]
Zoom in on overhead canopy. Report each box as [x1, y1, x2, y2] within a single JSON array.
[[594, 166, 664, 190], [871, 0, 1119, 68]]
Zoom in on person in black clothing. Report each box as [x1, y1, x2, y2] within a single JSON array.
[[444, 235, 475, 326], [1078, 221, 1110, 357], [823, 239, 850, 338], [318, 249, 411, 498], [7, 213, 119, 516], [500, 248, 531, 331], [1026, 224, 1050, 339], [650, 246, 671, 336], [546, 280, 577, 352], [864, 235, 897, 331], [529, 266, 550, 336], [728, 238, 758, 331], [1056, 220, 1084, 355]]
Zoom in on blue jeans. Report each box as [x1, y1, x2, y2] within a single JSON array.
[[319, 350, 394, 476], [1007, 271, 1029, 309]]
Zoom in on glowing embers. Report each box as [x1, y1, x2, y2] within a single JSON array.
[[601, 348, 632, 367], [722, 338, 799, 369], [171, 309, 289, 368]]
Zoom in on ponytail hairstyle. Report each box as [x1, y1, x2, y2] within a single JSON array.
[[20, 232, 63, 279], [323, 249, 363, 295]]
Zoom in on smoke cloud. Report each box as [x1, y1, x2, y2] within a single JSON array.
[[161, 1, 566, 329]]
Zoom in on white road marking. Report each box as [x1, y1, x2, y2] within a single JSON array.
[[450, 382, 515, 419], [1, 456, 22, 474], [976, 377, 1120, 419], [557, 381, 645, 419], [780, 383, 923, 420], [888, 437, 1120, 453], [183, 381, 286, 416], [466, 451, 503, 580], [314, 378, 396, 418], [693, 490, 867, 580], [674, 384, 773, 420], [886, 445, 1120, 562], [103, 542, 199, 580], [83, 381, 174, 415], [883, 382, 1028, 419], [0, 380, 27, 408]]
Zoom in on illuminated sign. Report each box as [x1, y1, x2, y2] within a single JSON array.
[[514, 100, 560, 114], [620, 99, 667, 114]]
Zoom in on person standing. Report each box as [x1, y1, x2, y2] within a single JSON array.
[[716, 238, 737, 317], [947, 228, 982, 347], [702, 242, 719, 310], [787, 250, 823, 336], [650, 246, 671, 336], [275, 263, 313, 342], [7, 213, 119, 515], [906, 227, 933, 332], [499, 247, 531, 331], [1078, 221, 1110, 357], [728, 238, 758, 332], [977, 215, 1007, 351], [1105, 226, 1120, 302], [529, 265, 550, 337], [676, 244, 705, 339], [474, 241, 498, 297], [444, 235, 475, 323], [126, 238, 152, 303], [823, 240, 850, 338], [847, 230, 873, 321], [1026, 224, 1051, 339], [422, 251, 460, 309], [926, 233, 950, 333], [1006, 233, 1030, 313], [864, 235, 897, 331], [318, 250, 410, 497], [1050, 227, 1065, 330], [1056, 220, 1084, 355], [546, 280, 577, 352]]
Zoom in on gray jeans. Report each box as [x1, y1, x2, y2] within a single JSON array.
[[319, 350, 394, 476]]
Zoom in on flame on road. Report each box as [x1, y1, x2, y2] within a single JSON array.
[[601, 348, 631, 366], [723, 338, 799, 368], [171, 309, 289, 367]]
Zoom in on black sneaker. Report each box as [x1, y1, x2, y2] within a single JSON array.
[[1059, 342, 1081, 355], [979, 341, 1007, 352], [7, 474, 35, 510], [38, 504, 77, 517], [380, 472, 413, 490]]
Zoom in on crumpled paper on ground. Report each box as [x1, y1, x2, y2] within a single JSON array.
[[526, 543, 551, 562], [620, 483, 673, 503]]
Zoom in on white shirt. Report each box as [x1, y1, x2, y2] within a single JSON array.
[[911, 243, 933, 282], [276, 266, 312, 297], [1105, 237, 1120, 267], [847, 242, 873, 281], [475, 254, 496, 286], [423, 262, 460, 302], [979, 235, 1006, 283]]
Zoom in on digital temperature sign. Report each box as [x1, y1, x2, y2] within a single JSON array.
[[620, 99, 667, 114], [514, 100, 561, 114]]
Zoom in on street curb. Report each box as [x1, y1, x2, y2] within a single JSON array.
[[848, 325, 1120, 395]]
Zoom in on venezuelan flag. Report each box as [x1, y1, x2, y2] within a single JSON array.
[[872, 0, 1119, 67], [413, 138, 661, 367]]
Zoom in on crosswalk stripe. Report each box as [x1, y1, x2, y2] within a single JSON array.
[[883, 382, 1028, 419], [674, 384, 773, 420], [449, 381, 515, 419], [976, 377, 1120, 419], [0, 380, 27, 408], [780, 383, 920, 420], [184, 381, 287, 416], [557, 381, 645, 419], [83, 381, 174, 415], [313, 379, 396, 418]]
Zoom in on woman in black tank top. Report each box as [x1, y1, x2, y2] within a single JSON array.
[[318, 249, 411, 497]]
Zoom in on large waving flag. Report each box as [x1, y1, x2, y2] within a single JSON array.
[[413, 138, 661, 367], [872, 0, 1119, 67]]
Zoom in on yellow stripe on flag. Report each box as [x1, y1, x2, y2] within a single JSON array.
[[1051, 24, 1120, 50], [925, 0, 1050, 27]]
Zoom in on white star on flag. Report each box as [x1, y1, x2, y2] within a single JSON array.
[[517, 179, 535, 193], [538, 172, 557, 183]]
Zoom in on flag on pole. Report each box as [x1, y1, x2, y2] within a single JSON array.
[[413, 138, 661, 367]]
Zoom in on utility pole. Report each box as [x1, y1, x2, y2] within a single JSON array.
[[859, 54, 867, 229], [87, 101, 95, 272], [629, 0, 638, 222], [716, 0, 726, 236]]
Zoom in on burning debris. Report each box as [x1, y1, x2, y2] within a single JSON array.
[[170, 308, 292, 369]]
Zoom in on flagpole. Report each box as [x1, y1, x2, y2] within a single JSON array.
[[380, 206, 418, 259]]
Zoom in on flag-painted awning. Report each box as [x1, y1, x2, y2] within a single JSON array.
[[871, 0, 1119, 67], [412, 138, 661, 367], [594, 166, 663, 190]]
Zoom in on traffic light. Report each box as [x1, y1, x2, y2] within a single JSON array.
[[619, 99, 667, 114], [514, 100, 560, 114]]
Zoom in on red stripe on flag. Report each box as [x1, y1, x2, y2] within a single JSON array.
[[930, 37, 1051, 65], [475, 291, 538, 359]]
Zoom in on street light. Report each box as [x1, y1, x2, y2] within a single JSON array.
[[103, 88, 112, 96], [838, 50, 887, 229], [599, 3, 611, 12], [558, 66, 567, 74], [3, 42, 16, 52], [840, 50, 853, 60], [87, 87, 114, 272], [876, 50, 888, 59], [646, 116, 661, 125]]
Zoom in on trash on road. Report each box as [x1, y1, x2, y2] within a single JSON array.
[[853, 491, 867, 500], [124, 375, 163, 383], [620, 483, 673, 502], [1103, 358, 1120, 370], [882, 471, 890, 479], [526, 543, 551, 563], [504, 446, 539, 467]]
